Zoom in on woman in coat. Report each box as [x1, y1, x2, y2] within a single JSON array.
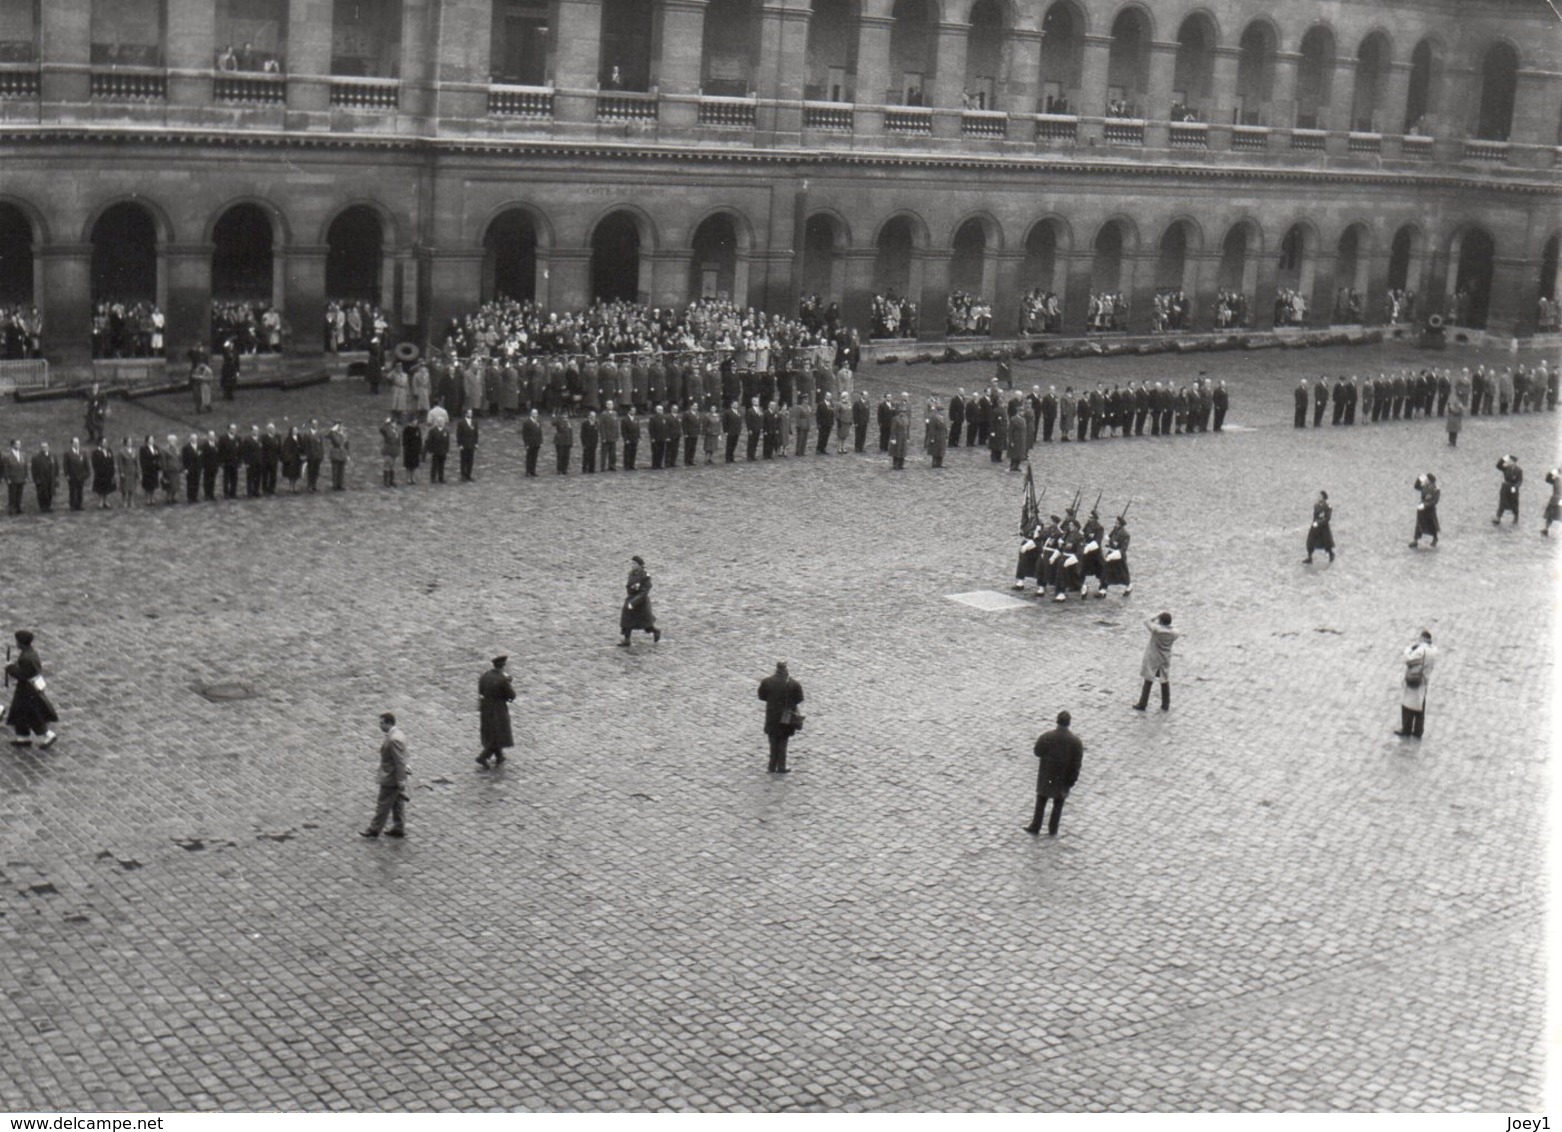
[[90, 438, 116, 507], [280, 426, 304, 491], [5, 630, 57, 747], [137, 434, 160, 504], [618, 555, 660, 647], [1395, 629, 1436, 738], [1305, 490, 1335, 563], [400, 420, 423, 484]]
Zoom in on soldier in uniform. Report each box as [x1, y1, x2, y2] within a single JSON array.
[[1410, 473, 1439, 548], [790, 398, 811, 457], [948, 388, 965, 447], [888, 399, 910, 471], [1079, 510, 1105, 597], [926, 399, 949, 468], [1294, 379, 1309, 428], [476, 655, 516, 768], [599, 401, 620, 471], [1041, 386, 1059, 442], [702, 403, 721, 464], [1058, 387, 1075, 442], [1102, 515, 1132, 596], [745, 397, 764, 461], [1305, 490, 1335, 564], [1361, 376, 1376, 423], [1493, 456, 1522, 525], [1541, 468, 1561, 536], [1014, 519, 1044, 590], [722, 400, 742, 463], [551, 413, 573, 475], [1006, 405, 1027, 472], [683, 401, 703, 466], [620, 407, 641, 471]]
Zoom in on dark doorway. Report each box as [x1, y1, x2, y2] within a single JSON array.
[[325, 206, 384, 304], [484, 209, 538, 303], [0, 203, 33, 304], [591, 211, 642, 302], [212, 204, 274, 301], [91, 202, 158, 303]]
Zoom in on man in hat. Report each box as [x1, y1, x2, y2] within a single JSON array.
[[29, 440, 57, 513], [619, 555, 660, 646], [477, 655, 516, 768], [1023, 710, 1082, 836], [757, 661, 804, 773], [1394, 629, 1436, 739], [1493, 456, 1522, 525], [361, 712, 408, 838]]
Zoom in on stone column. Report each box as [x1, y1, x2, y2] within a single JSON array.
[[550, 249, 592, 311], [281, 245, 328, 358], [1253, 241, 1280, 329], [38, 1, 89, 104], [396, 0, 439, 119], [1362, 244, 1392, 326], [917, 251, 948, 341], [1512, 69, 1560, 163], [166, 0, 216, 107], [1267, 49, 1299, 150], [1484, 254, 1534, 337], [285, 0, 332, 118], [1207, 45, 1239, 148], [929, 20, 968, 139], [433, 0, 493, 122], [657, 0, 708, 129], [852, 14, 892, 136], [1188, 250, 1223, 333], [842, 249, 878, 333], [1003, 25, 1041, 117], [991, 250, 1024, 337], [756, 2, 809, 138], [1125, 251, 1157, 335], [1062, 250, 1093, 334], [164, 245, 213, 363], [1380, 59, 1412, 157], [1144, 40, 1177, 148], [424, 250, 485, 343], [1324, 56, 1355, 155], [1077, 33, 1111, 133], [552, 0, 603, 124], [651, 250, 694, 309], [38, 245, 93, 370]]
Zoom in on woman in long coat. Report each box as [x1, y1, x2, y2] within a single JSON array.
[[90, 439, 116, 507], [280, 426, 304, 491], [410, 363, 432, 420], [5, 630, 57, 747], [401, 420, 423, 484], [477, 656, 516, 767], [137, 434, 160, 503], [618, 556, 660, 646], [1305, 490, 1335, 563]]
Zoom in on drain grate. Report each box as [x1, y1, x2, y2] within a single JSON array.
[[197, 682, 258, 703]]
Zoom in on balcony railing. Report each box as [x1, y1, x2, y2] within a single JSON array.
[[1035, 113, 1078, 142], [802, 101, 852, 131], [1347, 131, 1381, 155], [884, 106, 932, 134], [1463, 139, 1510, 163], [0, 63, 39, 98], [1290, 128, 1326, 152], [90, 67, 167, 101], [1103, 118, 1144, 145], [961, 109, 1006, 139], [697, 95, 755, 128], [1168, 122, 1208, 148], [488, 83, 553, 118], [597, 90, 658, 121], [330, 75, 399, 110], [1401, 134, 1433, 158], [214, 72, 286, 105], [1231, 125, 1269, 151]]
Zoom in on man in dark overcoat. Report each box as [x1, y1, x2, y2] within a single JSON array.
[[618, 555, 660, 646], [5, 629, 57, 748], [477, 655, 516, 768], [1024, 710, 1083, 837], [757, 661, 804, 773]]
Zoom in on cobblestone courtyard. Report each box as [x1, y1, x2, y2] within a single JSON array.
[[0, 340, 1554, 1111]]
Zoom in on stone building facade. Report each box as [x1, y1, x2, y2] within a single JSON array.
[[0, 0, 1557, 368]]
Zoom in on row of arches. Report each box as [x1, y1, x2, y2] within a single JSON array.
[[0, 197, 1551, 335]]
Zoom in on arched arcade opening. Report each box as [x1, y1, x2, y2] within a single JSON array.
[[1447, 228, 1495, 328], [590, 211, 644, 303], [325, 206, 385, 305], [482, 208, 539, 304], [212, 203, 276, 303]]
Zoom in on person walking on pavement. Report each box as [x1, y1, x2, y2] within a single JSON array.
[[1394, 629, 1436, 739], [1024, 710, 1083, 836], [5, 630, 57, 748], [361, 712, 408, 838], [1493, 455, 1522, 525], [477, 655, 516, 768], [1305, 490, 1335, 564], [757, 661, 805, 773], [1410, 473, 1440, 549], [1133, 612, 1179, 712], [618, 555, 660, 646]]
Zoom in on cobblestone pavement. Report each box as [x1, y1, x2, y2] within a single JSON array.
[[0, 340, 1554, 1112]]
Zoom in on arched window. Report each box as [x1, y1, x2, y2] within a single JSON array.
[[1235, 22, 1275, 125], [888, 0, 936, 106], [964, 0, 1004, 110], [590, 211, 643, 303], [1216, 222, 1258, 325], [90, 0, 164, 67], [1474, 41, 1518, 141], [599, 0, 653, 91], [805, 0, 857, 103], [801, 213, 846, 302], [701, 0, 760, 96], [1172, 15, 1215, 122], [1449, 228, 1495, 327], [1404, 39, 1435, 134], [216, 0, 286, 72], [325, 206, 384, 305], [1106, 9, 1150, 117], [874, 216, 917, 298], [482, 209, 539, 304], [489, 0, 549, 85], [0, 0, 39, 62], [330, 0, 401, 77], [949, 218, 989, 297], [1039, 3, 1083, 114], [1386, 225, 1424, 320], [1351, 33, 1389, 133], [1295, 26, 1335, 130]]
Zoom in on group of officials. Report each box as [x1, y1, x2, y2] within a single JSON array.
[[1294, 361, 1555, 432]]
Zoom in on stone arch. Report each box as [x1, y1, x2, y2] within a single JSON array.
[[1404, 36, 1441, 134], [688, 208, 754, 304], [1235, 18, 1278, 125], [1351, 30, 1392, 133], [873, 211, 928, 302], [1474, 39, 1519, 141], [1090, 216, 1138, 295], [324, 204, 386, 305], [589, 206, 658, 304], [1295, 23, 1336, 129], [482, 205, 551, 305], [1539, 232, 1560, 302], [1445, 225, 1496, 328], [211, 202, 279, 304], [948, 213, 998, 300], [1386, 223, 1425, 318], [801, 209, 851, 302], [89, 200, 163, 307], [0, 200, 37, 308], [1332, 222, 1372, 322], [1039, 0, 1086, 113], [806, 0, 859, 102], [1020, 215, 1070, 297], [80, 195, 174, 247], [1155, 217, 1202, 294], [1275, 220, 1320, 324], [1172, 11, 1218, 120], [888, 0, 938, 105], [963, 0, 1007, 110], [317, 198, 400, 250], [1216, 218, 1262, 319]]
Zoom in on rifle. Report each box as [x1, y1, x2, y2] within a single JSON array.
[[1067, 485, 1082, 516], [3, 644, 8, 688], [1091, 489, 1103, 517], [1019, 462, 1040, 534], [1117, 499, 1133, 524]]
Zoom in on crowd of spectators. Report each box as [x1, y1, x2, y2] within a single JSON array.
[[0, 305, 42, 359], [797, 293, 842, 335], [91, 301, 164, 359], [1213, 291, 1249, 329], [216, 43, 283, 74], [870, 293, 918, 339], [946, 291, 993, 337], [1332, 287, 1365, 324], [324, 300, 389, 353], [1020, 290, 1061, 334], [1150, 289, 1191, 333], [1274, 289, 1309, 327], [1386, 289, 1417, 324], [1086, 292, 1128, 333], [212, 301, 285, 355]]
